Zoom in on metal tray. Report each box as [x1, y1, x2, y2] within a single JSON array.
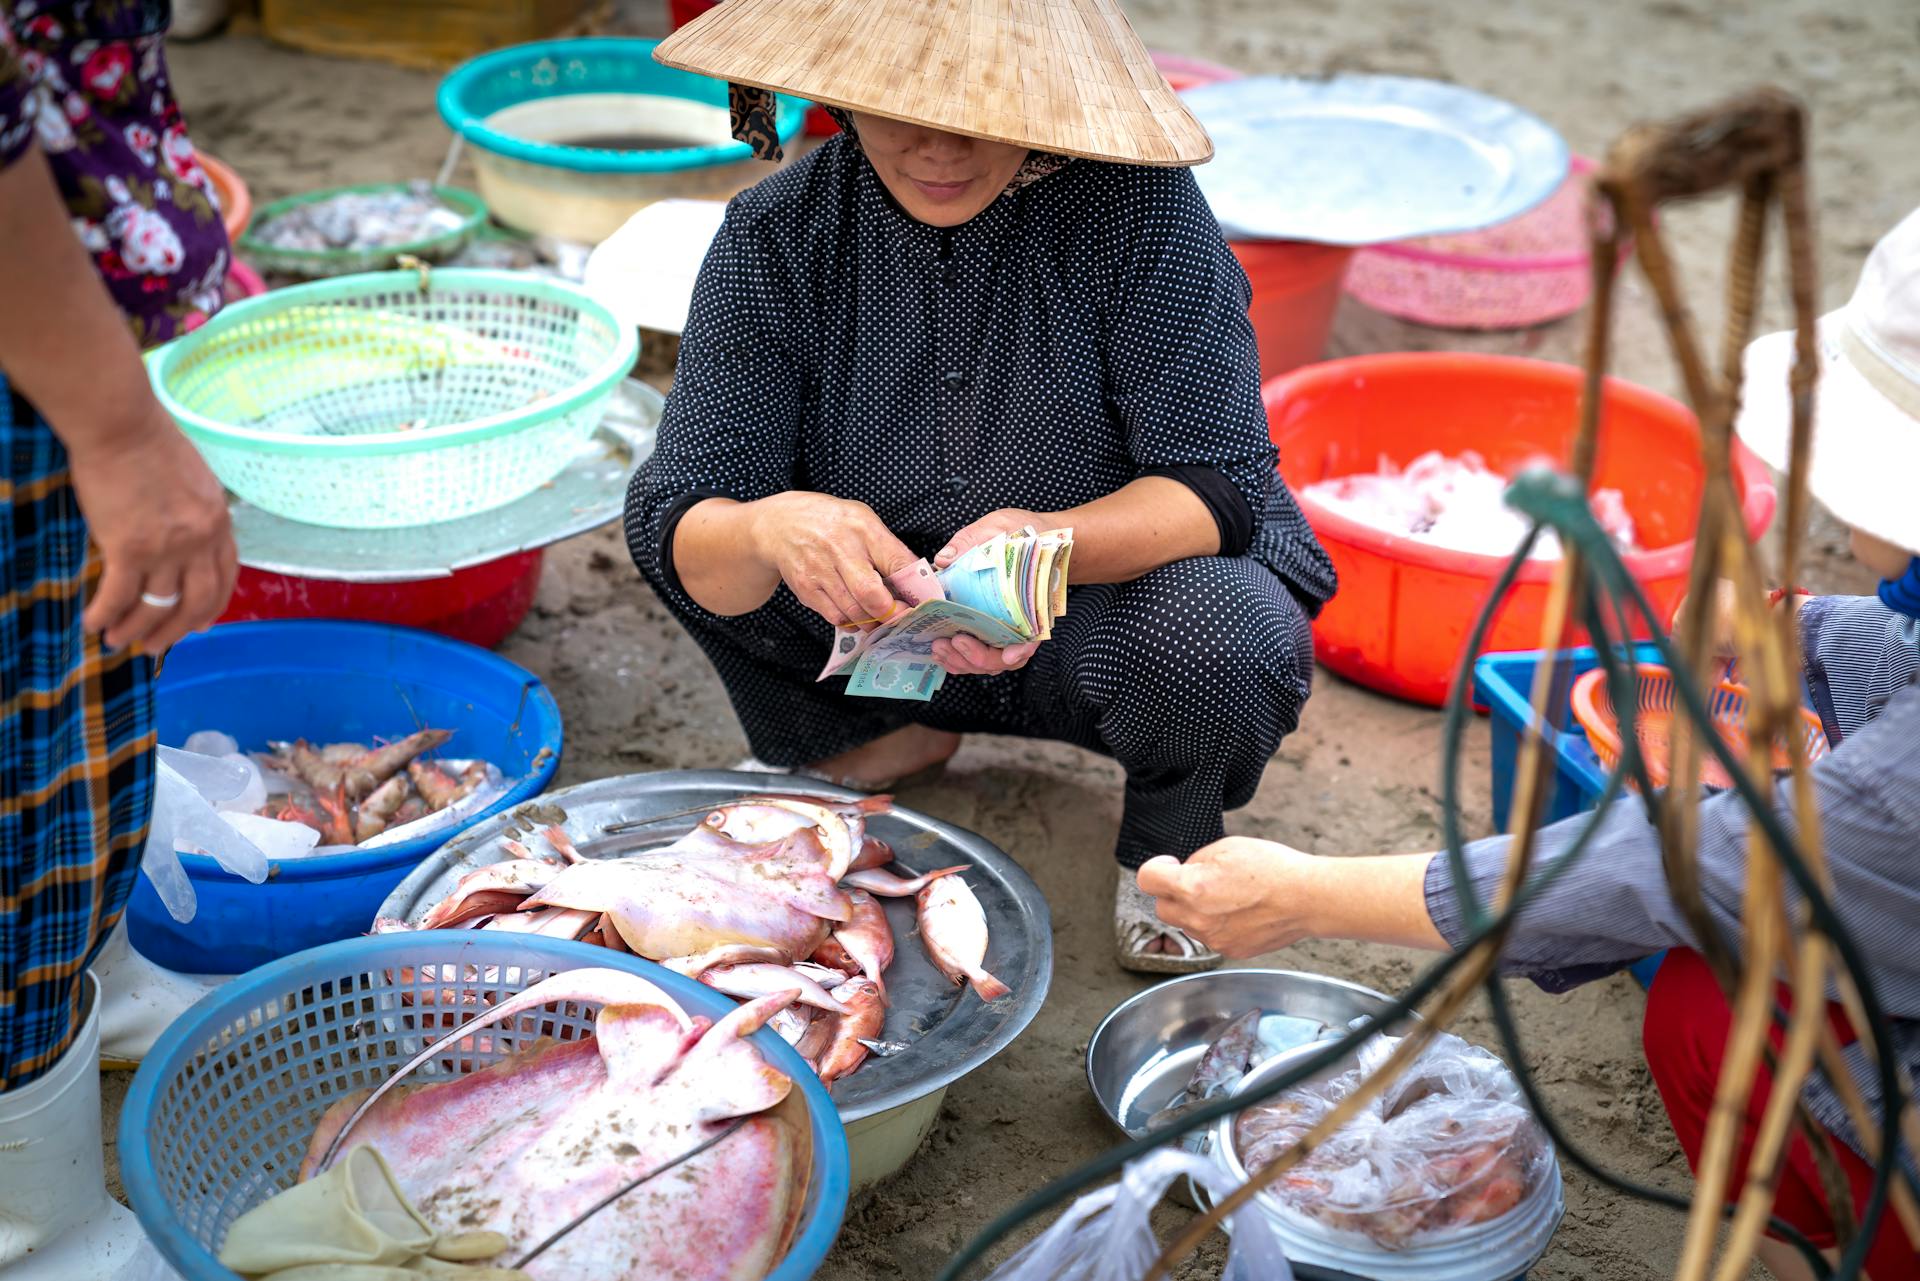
[[380, 770, 1053, 1124], [229, 377, 660, 582], [1183, 75, 1569, 245], [1086, 968, 1403, 1140]]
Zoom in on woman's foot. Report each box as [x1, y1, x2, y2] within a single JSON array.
[[1115, 875, 1222, 974], [805, 724, 961, 792]]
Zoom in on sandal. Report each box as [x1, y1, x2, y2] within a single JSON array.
[[1114, 875, 1221, 975]]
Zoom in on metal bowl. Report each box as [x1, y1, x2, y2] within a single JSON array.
[[380, 770, 1053, 1188], [1202, 1042, 1566, 1281], [1086, 968, 1402, 1140]]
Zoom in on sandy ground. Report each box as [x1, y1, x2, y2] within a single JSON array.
[[99, 3, 1920, 1279]]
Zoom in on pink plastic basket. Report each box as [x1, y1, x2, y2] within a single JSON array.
[[1346, 155, 1629, 330]]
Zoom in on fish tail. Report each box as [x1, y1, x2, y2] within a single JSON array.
[[968, 968, 1011, 1001]]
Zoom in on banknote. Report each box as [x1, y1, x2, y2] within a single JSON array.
[[844, 655, 946, 701], [821, 530, 1075, 699], [817, 558, 949, 681]]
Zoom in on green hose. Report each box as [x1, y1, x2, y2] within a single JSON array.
[[933, 464, 1911, 1281]]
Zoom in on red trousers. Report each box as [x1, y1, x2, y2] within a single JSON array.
[[1643, 948, 1919, 1279]]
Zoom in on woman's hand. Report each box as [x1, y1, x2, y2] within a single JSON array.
[[930, 635, 1039, 676], [67, 404, 236, 654], [747, 491, 919, 626], [933, 507, 1044, 570], [1139, 840, 1448, 957], [930, 508, 1047, 675], [1136, 837, 1315, 958]]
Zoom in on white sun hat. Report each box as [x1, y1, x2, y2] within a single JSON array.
[[1736, 207, 1920, 555]]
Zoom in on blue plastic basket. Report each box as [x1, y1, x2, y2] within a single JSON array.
[[1475, 643, 1667, 989], [120, 935, 850, 1281], [126, 621, 563, 973], [437, 37, 808, 174]]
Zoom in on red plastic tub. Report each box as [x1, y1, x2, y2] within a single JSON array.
[[217, 550, 545, 650], [222, 258, 266, 304], [1231, 240, 1356, 379], [1266, 353, 1776, 706]]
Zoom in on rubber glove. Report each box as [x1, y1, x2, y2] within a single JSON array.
[[218, 1147, 513, 1277]]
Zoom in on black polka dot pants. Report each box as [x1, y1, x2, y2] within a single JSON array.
[[662, 555, 1316, 869]]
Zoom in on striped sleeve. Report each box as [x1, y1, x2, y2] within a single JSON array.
[[1798, 594, 1919, 745], [1425, 684, 1920, 1012]]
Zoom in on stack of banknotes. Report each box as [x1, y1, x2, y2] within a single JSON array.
[[819, 527, 1074, 701]]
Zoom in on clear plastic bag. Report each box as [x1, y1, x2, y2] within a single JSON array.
[[1232, 1032, 1551, 1251], [982, 1148, 1293, 1281]]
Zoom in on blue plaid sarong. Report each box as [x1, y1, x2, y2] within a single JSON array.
[[0, 376, 155, 1090]]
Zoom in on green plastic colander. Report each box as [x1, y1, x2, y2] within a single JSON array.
[[149, 269, 640, 529], [237, 182, 489, 278]]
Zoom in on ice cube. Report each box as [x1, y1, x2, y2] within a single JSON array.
[[184, 729, 239, 757], [214, 753, 268, 816], [218, 812, 321, 862]]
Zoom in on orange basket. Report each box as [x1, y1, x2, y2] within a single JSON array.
[[1570, 663, 1829, 791], [197, 151, 252, 246]]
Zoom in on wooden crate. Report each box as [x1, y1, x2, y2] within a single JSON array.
[[260, 0, 608, 71]]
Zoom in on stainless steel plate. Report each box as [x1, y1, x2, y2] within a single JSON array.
[[228, 378, 660, 582], [1085, 968, 1402, 1139], [1184, 75, 1569, 246], [380, 770, 1053, 1124]]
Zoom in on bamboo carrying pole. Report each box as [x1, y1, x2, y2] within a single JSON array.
[[1145, 87, 1920, 1281]]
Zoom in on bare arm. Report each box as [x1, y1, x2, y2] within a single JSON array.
[[672, 490, 918, 625], [0, 150, 235, 651], [1137, 838, 1447, 958]]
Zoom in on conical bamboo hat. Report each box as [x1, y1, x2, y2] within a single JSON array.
[[653, 0, 1212, 167]]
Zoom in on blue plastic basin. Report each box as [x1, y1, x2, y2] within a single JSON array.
[[120, 935, 849, 1281], [125, 620, 562, 973], [437, 36, 808, 174]]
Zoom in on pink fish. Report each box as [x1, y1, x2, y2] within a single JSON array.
[[917, 876, 1010, 1001], [476, 906, 599, 940], [830, 890, 895, 996], [699, 963, 850, 1015], [840, 863, 967, 897], [300, 970, 807, 1281], [768, 1005, 814, 1048], [847, 836, 896, 873], [661, 943, 791, 977], [704, 797, 857, 881], [523, 860, 831, 960], [418, 859, 562, 929], [814, 979, 886, 1086]]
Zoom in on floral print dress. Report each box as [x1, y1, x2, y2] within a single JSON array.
[[2, 0, 230, 347]]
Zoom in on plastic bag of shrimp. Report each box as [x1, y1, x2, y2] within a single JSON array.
[[981, 1147, 1292, 1281], [1230, 1031, 1556, 1253]]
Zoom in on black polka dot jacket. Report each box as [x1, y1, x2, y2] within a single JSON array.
[[625, 135, 1337, 620]]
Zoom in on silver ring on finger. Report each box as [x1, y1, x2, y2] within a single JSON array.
[[140, 591, 182, 609]]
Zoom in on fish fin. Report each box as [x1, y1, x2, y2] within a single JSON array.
[[968, 969, 1011, 1001], [311, 968, 689, 1172]]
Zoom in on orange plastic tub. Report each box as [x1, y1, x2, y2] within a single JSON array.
[[197, 151, 252, 246], [1265, 353, 1777, 706], [1229, 239, 1356, 378]]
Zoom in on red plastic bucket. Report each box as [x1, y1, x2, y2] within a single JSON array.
[[1230, 240, 1356, 379], [1265, 353, 1776, 706], [668, 0, 839, 136], [217, 550, 545, 650]]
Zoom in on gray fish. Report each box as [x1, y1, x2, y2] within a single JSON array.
[[1146, 1008, 1265, 1132]]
